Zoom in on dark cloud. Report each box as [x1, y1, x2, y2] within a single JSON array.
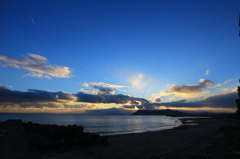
[[124, 92, 238, 110], [123, 105, 145, 109], [1, 85, 237, 112], [75, 92, 150, 104], [203, 92, 238, 108], [0, 102, 61, 108], [155, 97, 162, 102], [63, 104, 95, 109], [92, 85, 115, 95], [162, 79, 218, 95], [81, 82, 125, 95], [19, 102, 60, 108], [0, 86, 150, 106], [123, 103, 156, 109], [0, 86, 73, 103], [0, 102, 94, 109]]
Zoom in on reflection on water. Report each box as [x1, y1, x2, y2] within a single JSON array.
[[0, 113, 181, 135]]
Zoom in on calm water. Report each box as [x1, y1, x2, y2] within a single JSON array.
[[0, 113, 181, 135]]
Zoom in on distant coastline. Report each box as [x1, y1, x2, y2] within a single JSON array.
[[132, 109, 187, 116]]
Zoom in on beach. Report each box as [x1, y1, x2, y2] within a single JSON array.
[[40, 115, 240, 159]]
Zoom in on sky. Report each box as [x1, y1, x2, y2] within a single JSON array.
[[0, 0, 240, 114]]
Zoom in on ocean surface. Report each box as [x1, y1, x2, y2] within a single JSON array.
[[0, 113, 182, 136]]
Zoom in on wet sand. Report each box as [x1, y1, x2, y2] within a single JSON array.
[[42, 115, 240, 159]]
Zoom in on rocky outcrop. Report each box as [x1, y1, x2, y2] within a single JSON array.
[[22, 122, 108, 153]]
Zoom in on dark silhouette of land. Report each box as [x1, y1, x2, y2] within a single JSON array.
[[0, 120, 108, 159], [1, 115, 240, 159], [132, 109, 187, 116], [0, 119, 40, 159], [22, 122, 108, 153], [39, 115, 240, 159]]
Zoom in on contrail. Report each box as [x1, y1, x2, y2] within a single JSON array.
[[31, 17, 35, 24]]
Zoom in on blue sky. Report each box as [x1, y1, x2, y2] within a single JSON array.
[[0, 0, 240, 114]]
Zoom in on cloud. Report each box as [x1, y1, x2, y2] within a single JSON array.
[[223, 79, 235, 84], [0, 102, 60, 109], [0, 85, 12, 88], [0, 86, 75, 103], [0, 86, 150, 106], [0, 53, 72, 79], [81, 87, 115, 95], [124, 91, 238, 110], [82, 82, 125, 89], [160, 79, 218, 97], [31, 17, 35, 24], [202, 92, 238, 108], [123, 105, 145, 109], [138, 73, 144, 79], [1, 80, 238, 113], [155, 97, 162, 102], [63, 103, 95, 109], [205, 69, 210, 75], [0, 101, 96, 110], [81, 82, 125, 95], [76, 92, 150, 105], [0, 56, 20, 68], [22, 72, 52, 79]]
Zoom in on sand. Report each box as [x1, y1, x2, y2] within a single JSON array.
[[41, 115, 240, 159]]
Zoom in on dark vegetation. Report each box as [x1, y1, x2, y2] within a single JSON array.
[[22, 122, 108, 153]]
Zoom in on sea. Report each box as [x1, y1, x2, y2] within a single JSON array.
[[0, 113, 182, 136]]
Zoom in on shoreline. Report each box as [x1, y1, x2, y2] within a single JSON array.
[[1, 115, 239, 158], [102, 115, 210, 137], [41, 115, 240, 159]]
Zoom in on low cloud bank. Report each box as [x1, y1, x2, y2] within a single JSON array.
[[0, 86, 149, 107], [0, 83, 238, 113], [0, 86, 74, 103], [75, 92, 150, 104], [123, 92, 238, 110]]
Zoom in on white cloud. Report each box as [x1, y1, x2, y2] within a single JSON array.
[[205, 69, 210, 75], [138, 73, 144, 79], [160, 79, 218, 97], [223, 79, 235, 84], [0, 53, 72, 79], [79, 88, 99, 94], [81, 82, 125, 95], [82, 82, 125, 89], [0, 85, 12, 88]]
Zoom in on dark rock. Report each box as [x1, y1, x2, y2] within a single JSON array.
[[22, 122, 108, 153]]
